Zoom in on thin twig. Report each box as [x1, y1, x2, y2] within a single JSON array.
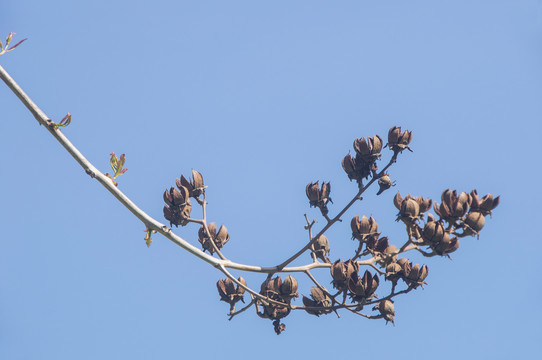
[[228, 299, 255, 320], [304, 214, 318, 262]]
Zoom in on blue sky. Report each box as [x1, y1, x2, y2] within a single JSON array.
[[1, 1, 541, 359]]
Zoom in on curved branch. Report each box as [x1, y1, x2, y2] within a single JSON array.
[[1, 63, 377, 275]]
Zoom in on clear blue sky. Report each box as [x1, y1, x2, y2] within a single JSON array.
[[1, 1, 541, 359]]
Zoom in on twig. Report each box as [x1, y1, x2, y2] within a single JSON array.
[[369, 263, 385, 276], [304, 214, 318, 262], [228, 299, 255, 320], [365, 287, 413, 306]]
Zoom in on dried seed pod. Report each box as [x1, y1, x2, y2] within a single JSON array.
[[394, 192, 425, 223], [397, 258, 412, 278], [401, 198, 420, 219], [272, 320, 286, 335], [198, 223, 229, 254], [178, 170, 206, 198], [342, 152, 372, 182], [386, 126, 413, 153], [415, 196, 433, 213], [454, 191, 471, 217], [321, 182, 331, 202], [385, 262, 403, 282], [191, 170, 204, 190], [348, 270, 379, 302], [354, 135, 383, 162], [470, 190, 500, 216], [351, 215, 379, 241], [408, 264, 420, 282], [388, 126, 401, 145], [330, 260, 346, 283], [366, 236, 390, 254], [280, 275, 299, 299], [461, 211, 486, 238], [306, 182, 320, 204], [394, 259, 429, 288], [381, 245, 398, 265], [236, 277, 247, 297], [331, 259, 359, 290], [405, 263, 429, 288], [377, 174, 394, 195], [435, 189, 471, 222], [393, 192, 404, 210], [217, 277, 246, 307], [261, 277, 281, 294], [216, 225, 230, 248], [422, 218, 446, 244], [434, 235, 459, 256], [465, 211, 485, 232], [302, 287, 332, 316], [418, 265, 429, 283], [374, 300, 395, 325], [164, 186, 189, 206], [342, 153, 360, 181], [261, 296, 290, 320], [259, 276, 291, 321], [364, 271, 380, 297], [163, 186, 192, 227], [434, 200, 451, 219], [306, 181, 332, 209], [313, 235, 331, 263], [217, 278, 236, 303]]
